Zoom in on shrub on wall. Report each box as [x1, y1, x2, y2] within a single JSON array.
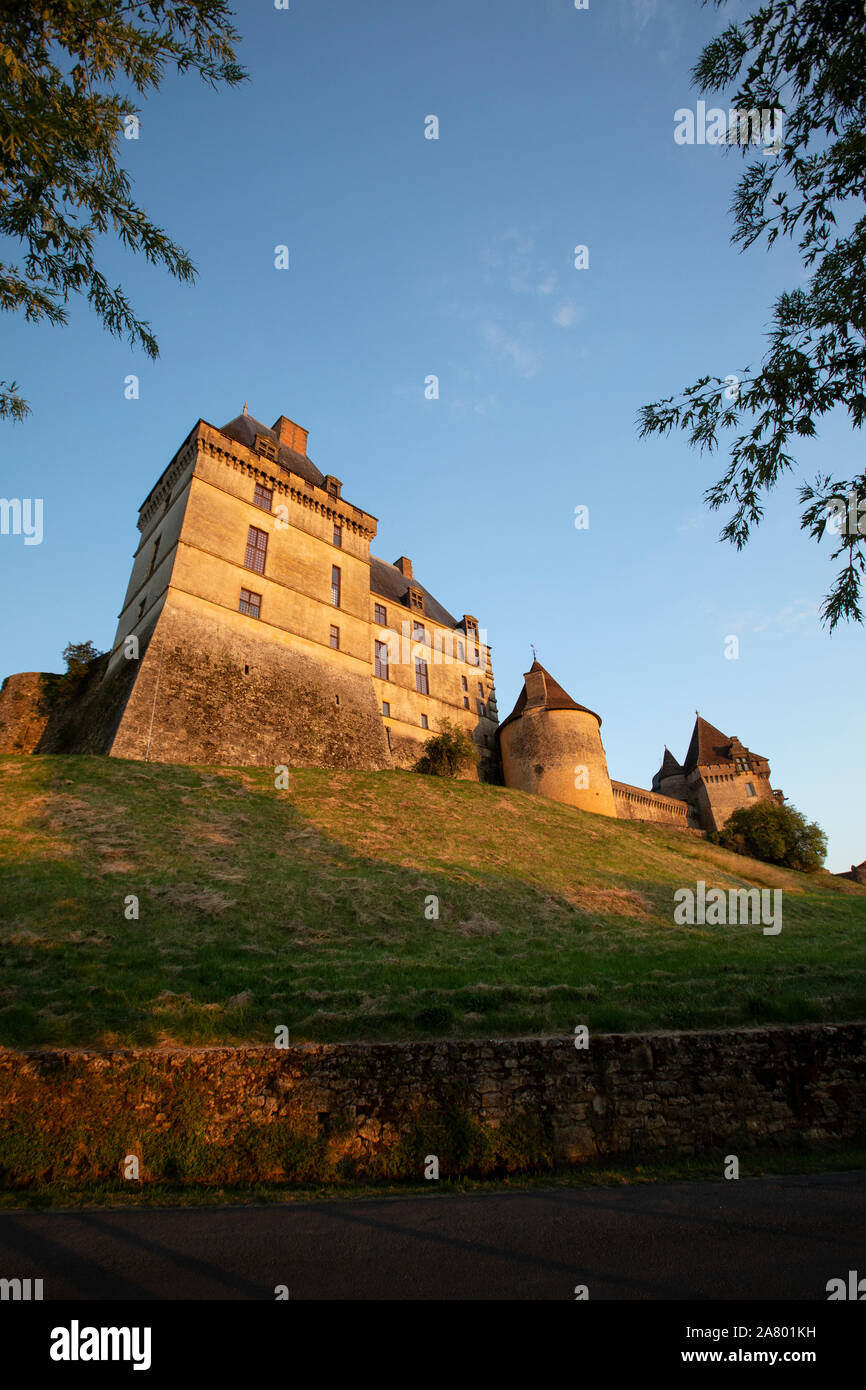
[[39, 640, 103, 712], [414, 718, 479, 777]]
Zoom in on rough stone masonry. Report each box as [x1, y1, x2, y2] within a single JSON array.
[[0, 1023, 863, 1185]]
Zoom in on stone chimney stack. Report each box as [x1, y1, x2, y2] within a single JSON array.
[[272, 415, 308, 456], [394, 556, 413, 578]]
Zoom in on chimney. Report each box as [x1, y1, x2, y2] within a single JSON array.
[[394, 556, 413, 578], [523, 668, 547, 709], [272, 415, 309, 456]]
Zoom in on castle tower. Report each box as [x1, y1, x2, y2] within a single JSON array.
[[498, 661, 617, 817], [0, 404, 499, 773], [654, 714, 782, 832], [651, 746, 687, 800]]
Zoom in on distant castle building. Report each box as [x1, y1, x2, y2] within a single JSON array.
[[498, 663, 783, 834], [651, 715, 783, 833], [0, 403, 783, 835]]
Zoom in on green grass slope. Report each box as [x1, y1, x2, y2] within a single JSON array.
[[0, 754, 863, 1046]]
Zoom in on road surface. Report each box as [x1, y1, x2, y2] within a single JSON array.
[[1, 1172, 864, 1300]]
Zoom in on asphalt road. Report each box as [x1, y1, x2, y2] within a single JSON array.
[[1, 1173, 864, 1300]]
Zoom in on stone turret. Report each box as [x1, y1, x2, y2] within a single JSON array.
[[498, 661, 616, 817]]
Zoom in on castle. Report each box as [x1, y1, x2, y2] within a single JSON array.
[[0, 403, 783, 834]]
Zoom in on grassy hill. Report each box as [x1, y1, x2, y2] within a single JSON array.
[[0, 754, 863, 1047]]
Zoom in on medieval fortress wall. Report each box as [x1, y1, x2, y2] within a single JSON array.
[[611, 780, 696, 827]]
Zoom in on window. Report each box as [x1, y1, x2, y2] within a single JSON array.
[[256, 435, 279, 462], [410, 588, 424, 611], [239, 588, 262, 619], [461, 676, 468, 691], [463, 696, 470, 709], [413, 620, 426, 644], [421, 714, 428, 730], [746, 781, 757, 798], [148, 536, 161, 575], [385, 727, 392, 751], [477, 699, 485, 717], [457, 640, 465, 661], [254, 481, 273, 512], [329, 625, 340, 650], [477, 681, 484, 696], [415, 658, 429, 695], [382, 701, 390, 717], [245, 525, 268, 575], [374, 603, 387, 626], [333, 523, 342, 547], [374, 640, 389, 680], [331, 565, 341, 606]]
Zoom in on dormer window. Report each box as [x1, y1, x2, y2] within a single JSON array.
[[408, 587, 424, 612], [255, 434, 279, 462], [325, 475, 342, 499]]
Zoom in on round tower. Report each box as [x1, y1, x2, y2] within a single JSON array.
[[498, 661, 617, 817]]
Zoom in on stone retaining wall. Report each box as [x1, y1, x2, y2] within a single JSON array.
[[0, 1024, 863, 1186]]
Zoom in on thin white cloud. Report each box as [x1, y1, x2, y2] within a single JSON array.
[[552, 299, 579, 328], [480, 321, 541, 380], [725, 600, 819, 635]]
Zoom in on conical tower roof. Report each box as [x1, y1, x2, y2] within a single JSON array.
[[683, 715, 732, 773], [656, 746, 683, 779], [499, 661, 601, 735]]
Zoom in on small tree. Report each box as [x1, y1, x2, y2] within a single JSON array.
[[715, 799, 827, 872], [40, 639, 103, 709], [414, 719, 480, 778]]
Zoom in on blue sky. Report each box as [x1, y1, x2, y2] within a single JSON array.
[[1, 0, 863, 870]]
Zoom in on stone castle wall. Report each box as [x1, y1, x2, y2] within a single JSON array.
[[1, 1024, 862, 1185], [500, 707, 618, 818], [611, 780, 698, 828], [694, 766, 778, 833], [0, 673, 51, 754], [107, 590, 391, 769]]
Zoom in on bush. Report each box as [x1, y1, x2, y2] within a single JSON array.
[[714, 800, 827, 873], [39, 640, 104, 711], [414, 718, 479, 777]]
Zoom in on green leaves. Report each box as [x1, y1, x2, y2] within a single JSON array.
[[717, 799, 828, 873], [0, 1, 246, 416], [641, 0, 866, 627]]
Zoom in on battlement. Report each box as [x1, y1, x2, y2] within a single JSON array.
[[611, 780, 699, 829]]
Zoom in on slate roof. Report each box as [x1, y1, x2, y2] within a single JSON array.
[[498, 661, 602, 735], [219, 412, 325, 489], [220, 415, 464, 629], [683, 716, 733, 773], [369, 556, 458, 629], [658, 747, 683, 778]]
